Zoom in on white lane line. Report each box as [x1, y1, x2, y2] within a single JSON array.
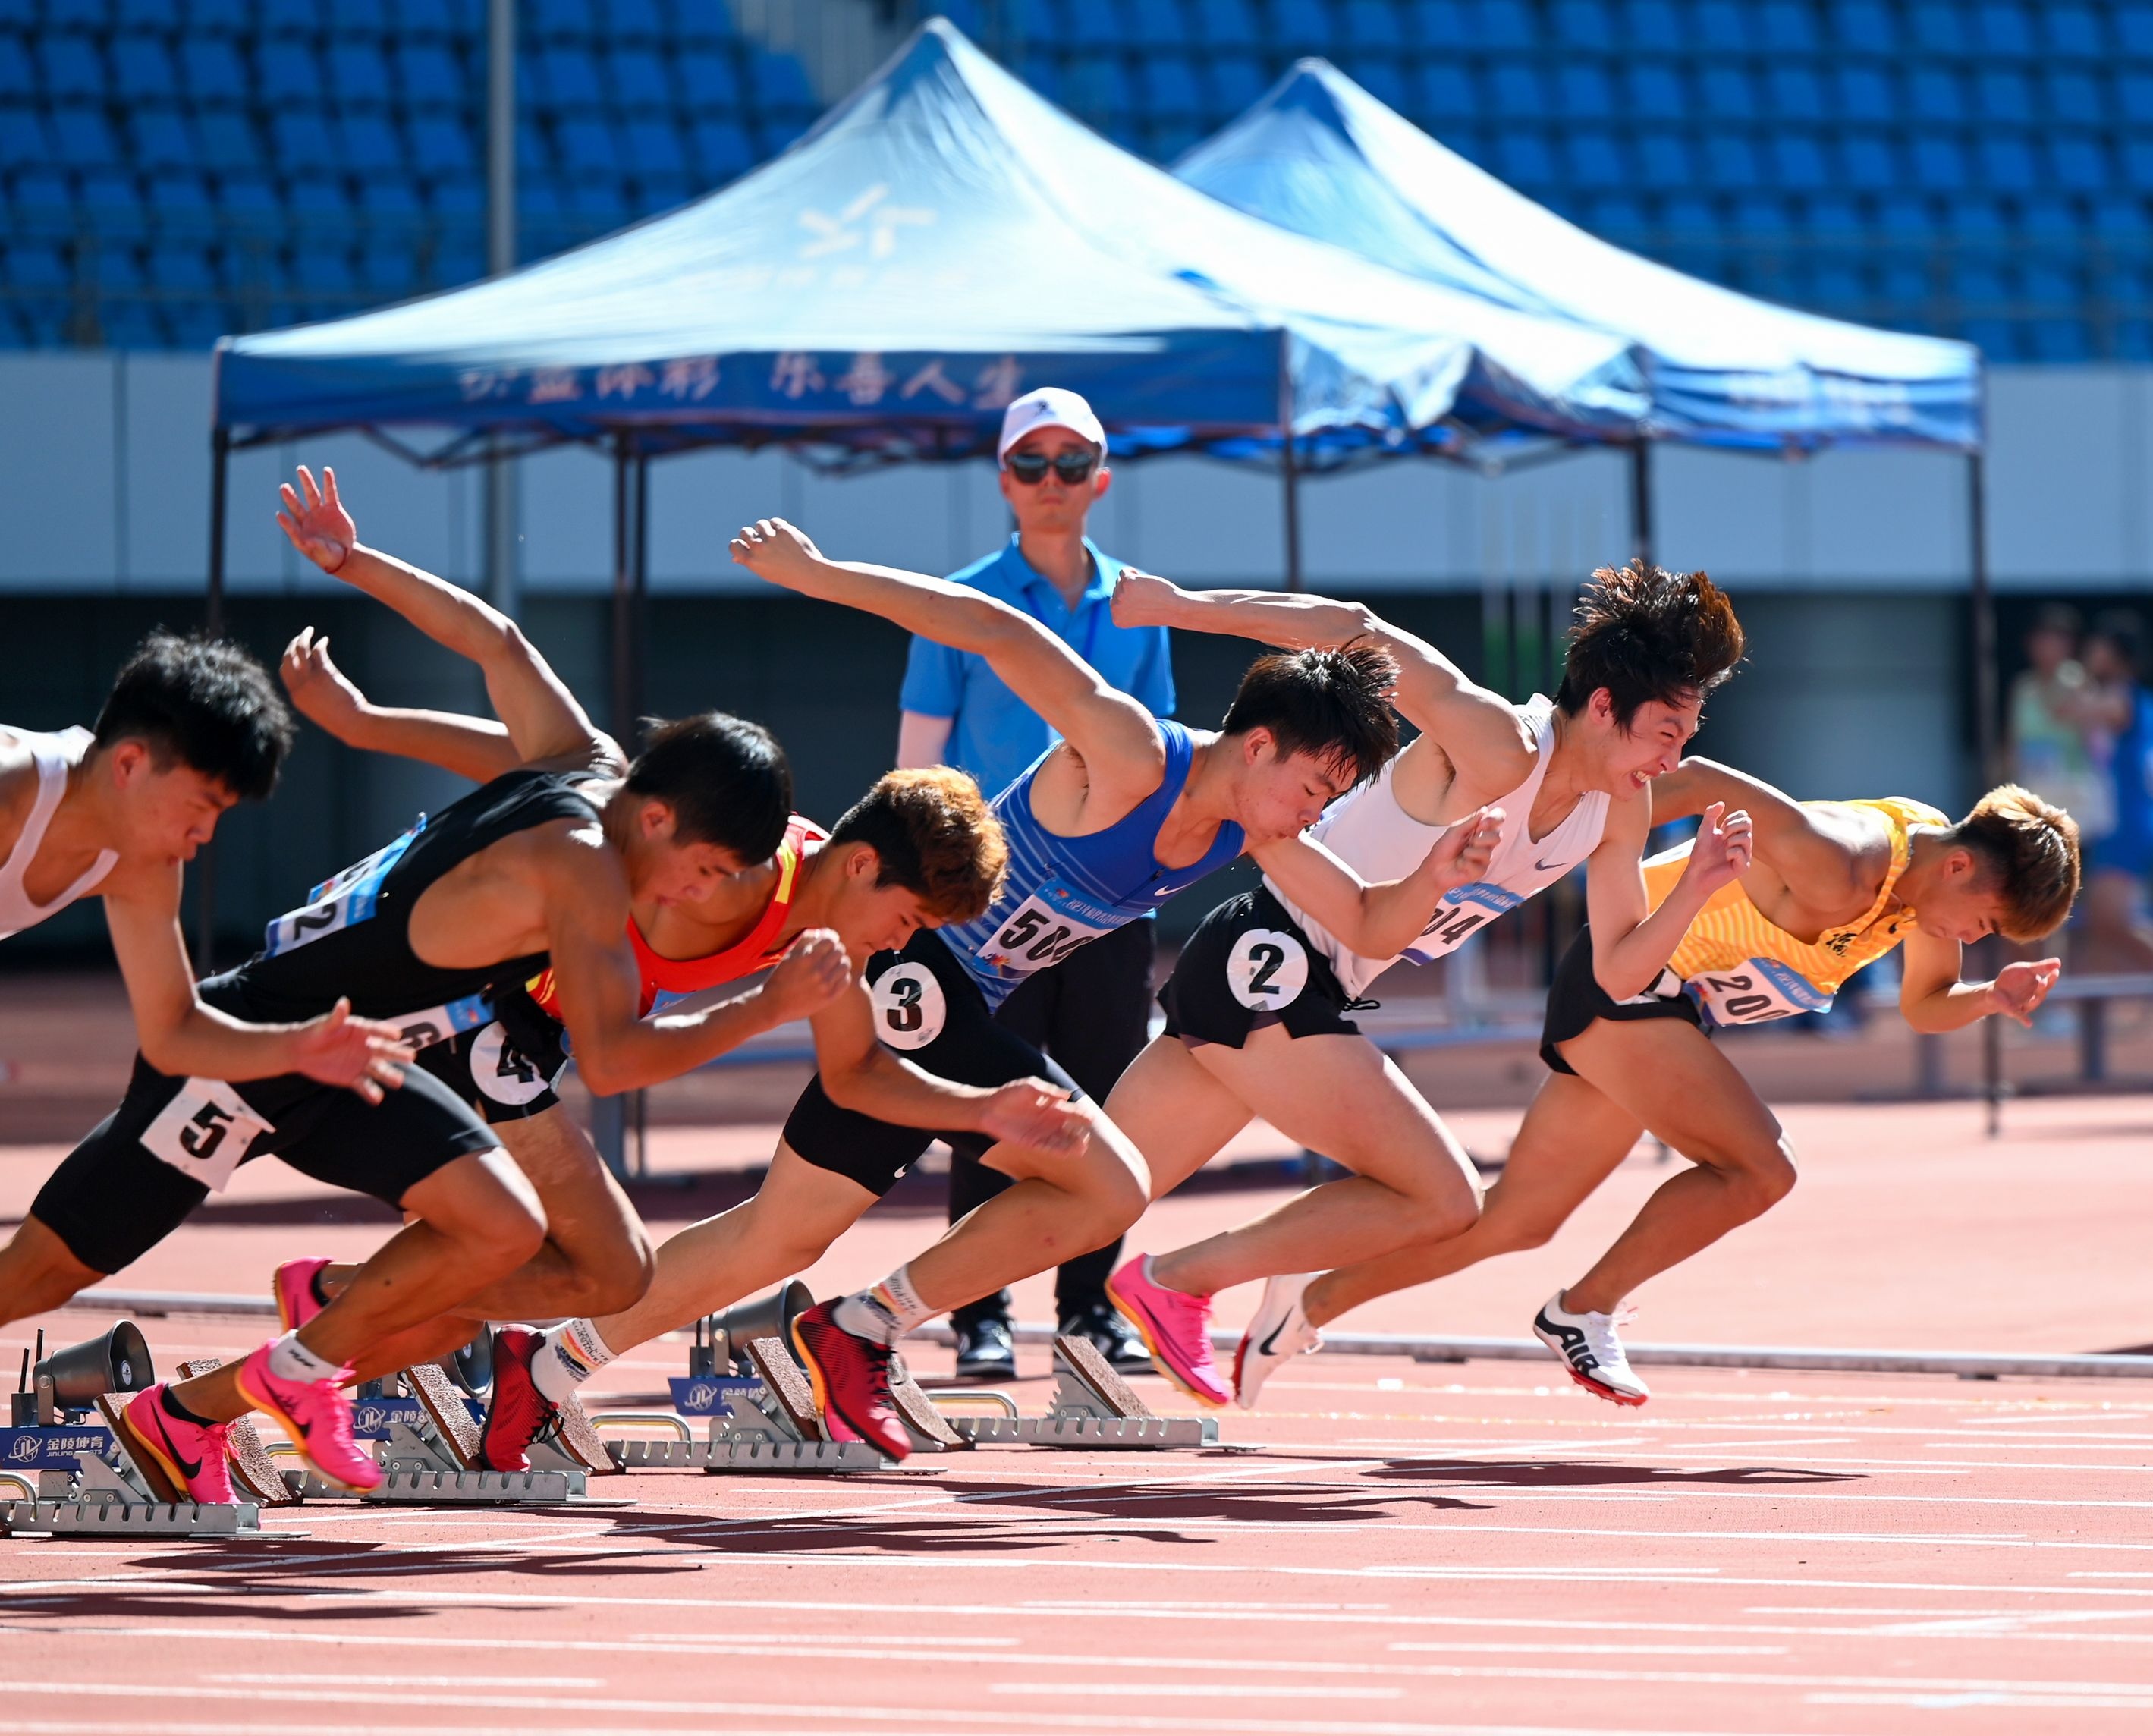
[[990, 1684, 1401, 1700], [201, 1673, 603, 1687], [1337, 1441, 2153, 1474], [1808, 1690, 2153, 1710], [1012, 1517, 2153, 1553], [0, 1718, 1883, 1736]]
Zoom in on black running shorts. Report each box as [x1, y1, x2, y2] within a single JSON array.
[[781, 929, 1079, 1198], [1539, 926, 1705, 1076], [1158, 887, 1363, 1048], [32, 1052, 501, 1276], [414, 986, 572, 1125]]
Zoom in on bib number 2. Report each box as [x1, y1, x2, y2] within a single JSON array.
[[1689, 958, 1832, 1027], [1226, 928, 1308, 1011]]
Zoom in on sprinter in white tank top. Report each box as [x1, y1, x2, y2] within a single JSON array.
[[1098, 565, 1752, 1410]]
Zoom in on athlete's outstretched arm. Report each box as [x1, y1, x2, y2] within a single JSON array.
[[731, 519, 1167, 815], [806, 986, 1092, 1154], [1583, 791, 1752, 999], [276, 464, 620, 773], [1651, 757, 1867, 899], [1898, 926, 2061, 1033], [100, 861, 412, 1098], [281, 627, 526, 785], [1252, 811, 1504, 961], [1113, 569, 1535, 797]]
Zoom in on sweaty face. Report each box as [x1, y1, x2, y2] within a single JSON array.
[[1236, 744, 1357, 843], [125, 760, 239, 863], [831, 875, 937, 960], [1604, 693, 1703, 793], [631, 836, 753, 908]]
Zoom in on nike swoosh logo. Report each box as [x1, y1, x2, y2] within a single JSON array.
[[1535, 859, 1569, 873], [1257, 1319, 1290, 1359], [149, 1408, 203, 1478]]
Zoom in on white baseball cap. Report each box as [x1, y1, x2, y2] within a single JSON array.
[[996, 387, 1107, 465]]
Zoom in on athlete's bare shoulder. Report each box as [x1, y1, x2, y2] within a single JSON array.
[[88, 851, 181, 914], [0, 730, 42, 860], [1797, 800, 1895, 899]]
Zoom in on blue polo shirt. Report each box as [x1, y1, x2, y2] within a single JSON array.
[[900, 535, 1176, 800]]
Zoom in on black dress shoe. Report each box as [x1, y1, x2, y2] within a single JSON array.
[[951, 1316, 1017, 1382], [1059, 1300, 1154, 1372]]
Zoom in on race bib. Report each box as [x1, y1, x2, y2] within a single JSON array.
[[140, 1079, 275, 1191], [976, 880, 1118, 978], [1226, 928, 1307, 1011], [263, 819, 424, 957], [385, 991, 496, 1052], [470, 1021, 563, 1107], [870, 961, 948, 1051], [1403, 881, 1526, 964], [1686, 958, 1832, 1027]]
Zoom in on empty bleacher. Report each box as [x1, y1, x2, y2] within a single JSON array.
[[3, 0, 2148, 360]]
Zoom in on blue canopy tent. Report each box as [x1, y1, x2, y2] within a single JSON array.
[[1177, 61, 2010, 1124]]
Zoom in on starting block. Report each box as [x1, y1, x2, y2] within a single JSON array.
[[929, 1335, 1223, 1450], [0, 1394, 277, 1540]]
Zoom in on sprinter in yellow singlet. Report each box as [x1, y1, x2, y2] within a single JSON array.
[[1280, 761, 2081, 1407]]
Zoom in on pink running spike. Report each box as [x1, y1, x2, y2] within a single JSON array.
[[234, 1341, 382, 1492], [1105, 1254, 1230, 1408]]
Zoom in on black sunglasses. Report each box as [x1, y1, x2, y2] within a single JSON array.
[[1004, 449, 1099, 486]]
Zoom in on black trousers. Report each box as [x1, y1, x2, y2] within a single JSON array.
[[949, 914, 1157, 1329]]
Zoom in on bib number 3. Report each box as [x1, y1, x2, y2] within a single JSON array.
[[871, 962, 948, 1052], [1226, 928, 1309, 1011], [140, 1078, 275, 1192]]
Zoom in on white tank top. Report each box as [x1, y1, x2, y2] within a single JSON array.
[[0, 727, 118, 941], [1268, 696, 1610, 999]]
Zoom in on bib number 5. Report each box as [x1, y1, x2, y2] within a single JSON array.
[[140, 1078, 275, 1192]]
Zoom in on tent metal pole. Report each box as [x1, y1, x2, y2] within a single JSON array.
[[630, 447, 651, 1177], [591, 432, 637, 1181], [1278, 331, 1303, 592], [482, 0, 518, 620], [196, 426, 231, 973], [1969, 445, 2004, 1138], [1629, 439, 1654, 568]]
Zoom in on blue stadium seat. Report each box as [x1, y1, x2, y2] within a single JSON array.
[[1769, 131, 1830, 190], [2018, 195, 2082, 247], [111, 38, 178, 103], [533, 0, 598, 43], [1693, 2, 1748, 54], [689, 117, 752, 182], [430, 237, 483, 285], [1636, 130, 1693, 187], [623, 115, 687, 178], [1976, 132, 2038, 190], [2117, 7, 2153, 60], [608, 0, 666, 42], [328, 42, 395, 104], [1837, 131, 1901, 190], [1975, 4, 2036, 60], [214, 172, 282, 230], [1703, 134, 1762, 190], [0, 35, 29, 99], [517, 118, 554, 175], [258, 0, 321, 35], [1487, 62, 1547, 118], [1553, 61, 1612, 118], [256, 41, 328, 109], [1698, 64, 1756, 120], [1340, 0, 1404, 51], [1908, 67, 1966, 123], [407, 115, 476, 175], [1563, 128, 1628, 187], [2027, 318, 2090, 361], [79, 168, 145, 236], [1807, 261, 1871, 310], [1405, 0, 1471, 51], [1768, 66, 1826, 121], [1623, 63, 1686, 115], [673, 0, 734, 47], [3, 240, 70, 291], [1804, 193, 1866, 237], [1412, 61, 1479, 120], [426, 175, 482, 217], [678, 50, 742, 115], [1344, 55, 1409, 112], [2041, 6, 2109, 61], [88, 239, 144, 294], [128, 109, 196, 171], [1270, 0, 1331, 55], [269, 111, 336, 166], [1190, 0, 1259, 51], [184, 0, 250, 31], [1910, 131, 1969, 190], [633, 175, 691, 214], [1831, 65, 1896, 123], [1205, 54, 1267, 116], [338, 0, 393, 34], [1615, 0, 1681, 54], [36, 33, 107, 101], [1551, 1, 1614, 53], [51, 104, 119, 168], [1828, 1, 1898, 56], [42, 0, 111, 29], [337, 114, 405, 173], [539, 46, 606, 112], [1139, 55, 1203, 121], [392, 43, 467, 110], [195, 110, 261, 171], [144, 168, 212, 231], [0, 105, 48, 169], [753, 112, 810, 156], [2122, 137, 2153, 188], [2049, 133, 2113, 190], [1909, 5, 1969, 58], [147, 239, 216, 294], [1493, 128, 1554, 188], [1579, 190, 1645, 234], [1760, 0, 1819, 53], [1975, 68, 2032, 123], [607, 49, 672, 112], [556, 116, 623, 178], [357, 241, 420, 299], [101, 305, 172, 350], [2042, 70, 2104, 124], [1473, 0, 1538, 51], [2118, 72, 2153, 125]]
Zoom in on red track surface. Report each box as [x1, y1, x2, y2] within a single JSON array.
[[4, 1095, 2151, 1733]]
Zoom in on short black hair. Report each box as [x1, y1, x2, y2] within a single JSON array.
[[1553, 559, 1745, 728], [1219, 643, 1400, 788], [92, 631, 294, 803], [626, 712, 791, 861]]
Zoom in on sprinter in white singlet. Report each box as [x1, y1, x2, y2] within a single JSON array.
[[1099, 561, 1752, 1408]]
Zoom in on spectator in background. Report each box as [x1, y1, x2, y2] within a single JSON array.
[[2076, 612, 2153, 973], [896, 387, 1171, 1379], [2010, 605, 2109, 839]]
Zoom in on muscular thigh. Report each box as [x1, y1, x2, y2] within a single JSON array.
[[1556, 1015, 1781, 1167], [1099, 1035, 1253, 1200], [493, 1106, 643, 1258], [1188, 1025, 1476, 1201], [1480, 1069, 1647, 1234]]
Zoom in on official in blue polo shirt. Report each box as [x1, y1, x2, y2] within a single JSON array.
[[897, 386, 1171, 1379]]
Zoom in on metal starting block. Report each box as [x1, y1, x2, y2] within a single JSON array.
[[932, 1335, 1224, 1450], [0, 1392, 278, 1539]]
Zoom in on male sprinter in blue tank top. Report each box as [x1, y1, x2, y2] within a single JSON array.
[[633, 517, 1502, 1460]]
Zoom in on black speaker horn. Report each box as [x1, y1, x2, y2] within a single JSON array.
[[441, 1329, 493, 1399], [710, 1280, 812, 1375], [34, 1322, 154, 1422]]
